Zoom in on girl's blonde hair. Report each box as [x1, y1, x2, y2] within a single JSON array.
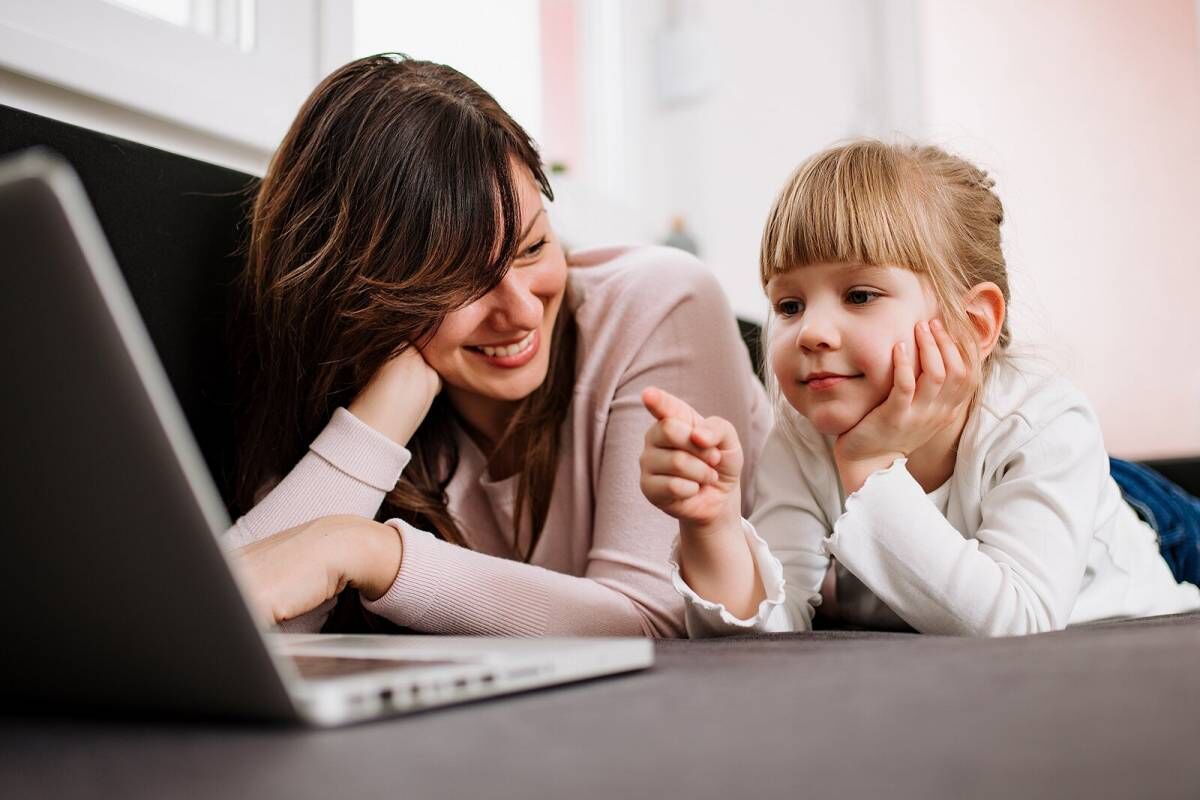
[[759, 139, 1011, 444]]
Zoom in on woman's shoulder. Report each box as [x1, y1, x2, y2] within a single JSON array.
[[566, 244, 725, 317], [564, 244, 757, 399]]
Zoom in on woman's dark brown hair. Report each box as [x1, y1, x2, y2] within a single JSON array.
[[235, 54, 575, 561]]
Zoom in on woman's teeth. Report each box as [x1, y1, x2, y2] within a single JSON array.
[[477, 331, 535, 358]]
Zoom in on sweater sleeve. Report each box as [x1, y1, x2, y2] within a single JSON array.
[[221, 407, 412, 632], [363, 257, 771, 637], [826, 404, 1104, 637], [673, 424, 830, 636]]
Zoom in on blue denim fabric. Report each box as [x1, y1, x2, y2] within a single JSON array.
[[1110, 457, 1200, 586]]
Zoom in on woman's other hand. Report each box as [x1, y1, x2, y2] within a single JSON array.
[[231, 515, 402, 625], [639, 386, 743, 536], [349, 347, 442, 446]]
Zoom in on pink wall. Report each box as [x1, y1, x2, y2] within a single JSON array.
[[919, 0, 1200, 457], [539, 0, 582, 171]]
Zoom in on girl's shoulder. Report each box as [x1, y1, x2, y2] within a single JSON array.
[[970, 355, 1099, 451]]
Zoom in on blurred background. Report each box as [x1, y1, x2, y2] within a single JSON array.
[[1, 0, 1198, 458]]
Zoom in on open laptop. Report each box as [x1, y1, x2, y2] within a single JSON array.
[[0, 149, 652, 726]]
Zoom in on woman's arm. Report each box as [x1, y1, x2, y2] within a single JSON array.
[[222, 411, 411, 632], [224, 408, 411, 548], [224, 349, 438, 631], [362, 255, 772, 637], [225, 348, 438, 549]]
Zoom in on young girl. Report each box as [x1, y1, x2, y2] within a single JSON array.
[[638, 140, 1200, 637]]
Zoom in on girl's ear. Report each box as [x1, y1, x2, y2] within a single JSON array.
[[963, 282, 1006, 359]]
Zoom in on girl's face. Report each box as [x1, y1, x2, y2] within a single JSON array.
[[419, 167, 568, 410], [766, 262, 942, 436]]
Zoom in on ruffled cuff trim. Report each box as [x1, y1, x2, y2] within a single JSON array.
[[669, 518, 788, 628], [825, 455, 911, 555]]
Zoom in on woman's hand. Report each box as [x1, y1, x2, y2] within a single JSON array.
[[834, 319, 978, 493], [639, 387, 743, 536], [348, 347, 442, 446], [231, 515, 402, 626]]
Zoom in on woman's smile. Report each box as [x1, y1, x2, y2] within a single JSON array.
[[466, 328, 540, 369]]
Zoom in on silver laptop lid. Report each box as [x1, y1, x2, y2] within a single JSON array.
[[0, 149, 299, 721]]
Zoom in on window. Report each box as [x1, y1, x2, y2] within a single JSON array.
[[0, 0, 334, 151]]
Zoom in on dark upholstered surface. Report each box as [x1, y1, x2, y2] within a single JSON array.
[[4, 104, 1200, 799], [3, 613, 1199, 799], [0, 104, 256, 515]]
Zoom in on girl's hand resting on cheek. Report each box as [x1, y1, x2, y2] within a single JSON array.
[[348, 346, 442, 446], [639, 387, 743, 535], [834, 319, 979, 494]]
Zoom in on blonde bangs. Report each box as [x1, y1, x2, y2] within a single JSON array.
[[759, 141, 939, 287]]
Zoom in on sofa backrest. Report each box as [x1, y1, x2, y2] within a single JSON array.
[[0, 104, 256, 515]]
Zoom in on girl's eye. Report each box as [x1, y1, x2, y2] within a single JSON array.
[[775, 299, 803, 317], [846, 289, 880, 306]]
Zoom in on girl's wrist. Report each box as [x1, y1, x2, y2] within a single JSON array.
[[836, 452, 905, 495], [678, 497, 742, 541]]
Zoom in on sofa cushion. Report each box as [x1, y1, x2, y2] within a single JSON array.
[[0, 104, 257, 514]]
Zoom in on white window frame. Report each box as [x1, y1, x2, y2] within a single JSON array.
[[0, 0, 353, 152]]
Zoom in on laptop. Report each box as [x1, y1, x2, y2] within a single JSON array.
[[0, 149, 653, 726]]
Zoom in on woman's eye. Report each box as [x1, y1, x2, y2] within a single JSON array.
[[775, 299, 802, 317], [522, 237, 547, 258], [846, 289, 879, 306]]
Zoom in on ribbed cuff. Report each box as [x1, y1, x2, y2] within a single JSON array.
[[310, 407, 412, 492]]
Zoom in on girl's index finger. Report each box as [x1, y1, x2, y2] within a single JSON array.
[[642, 386, 703, 426]]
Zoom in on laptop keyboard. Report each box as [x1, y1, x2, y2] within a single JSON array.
[[290, 655, 459, 680]]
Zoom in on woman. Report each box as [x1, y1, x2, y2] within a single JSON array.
[[224, 54, 770, 637]]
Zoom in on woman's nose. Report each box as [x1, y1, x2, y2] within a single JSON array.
[[489, 271, 542, 331]]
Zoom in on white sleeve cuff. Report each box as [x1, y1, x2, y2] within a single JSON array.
[[824, 456, 911, 557], [669, 518, 795, 637]]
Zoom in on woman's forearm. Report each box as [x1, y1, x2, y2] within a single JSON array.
[[363, 521, 685, 637], [225, 408, 411, 548]]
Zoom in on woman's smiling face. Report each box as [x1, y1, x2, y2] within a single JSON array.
[[766, 261, 942, 436], [418, 165, 567, 413]]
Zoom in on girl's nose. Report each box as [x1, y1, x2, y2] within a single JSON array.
[[795, 309, 840, 351], [489, 271, 543, 331]]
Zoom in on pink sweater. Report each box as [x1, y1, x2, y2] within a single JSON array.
[[224, 246, 770, 637]]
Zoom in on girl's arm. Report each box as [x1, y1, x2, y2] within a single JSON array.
[[638, 386, 764, 621], [829, 403, 1104, 636], [672, 424, 832, 637]]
